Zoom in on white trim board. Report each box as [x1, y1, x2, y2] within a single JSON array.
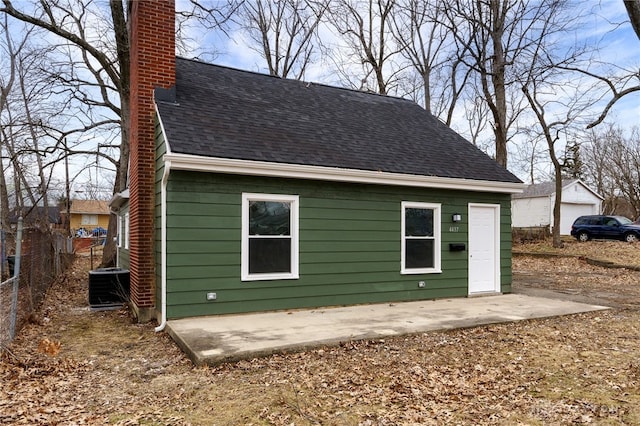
[[163, 153, 524, 194]]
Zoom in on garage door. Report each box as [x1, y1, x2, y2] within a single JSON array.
[[560, 203, 597, 235]]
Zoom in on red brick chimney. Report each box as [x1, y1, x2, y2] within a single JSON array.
[[128, 0, 175, 321]]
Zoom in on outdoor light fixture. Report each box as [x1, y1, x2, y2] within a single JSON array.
[[452, 213, 462, 222]]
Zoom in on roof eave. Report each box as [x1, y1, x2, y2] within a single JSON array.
[[163, 153, 524, 194], [109, 188, 130, 209], [567, 180, 605, 201]]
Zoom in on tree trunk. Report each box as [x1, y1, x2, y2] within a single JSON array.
[[99, 91, 129, 268], [100, 0, 130, 268], [490, 0, 508, 168], [625, 0, 640, 40], [551, 170, 563, 248], [0, 147, 10, 230]]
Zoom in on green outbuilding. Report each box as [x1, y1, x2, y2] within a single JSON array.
[[112, 57, 523, 324]]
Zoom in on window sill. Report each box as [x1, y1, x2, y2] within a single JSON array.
[[242, 272, 299, 282], [401, 268, 442, 275]]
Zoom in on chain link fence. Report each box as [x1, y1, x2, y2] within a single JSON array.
[[1, 221, 73, 349]]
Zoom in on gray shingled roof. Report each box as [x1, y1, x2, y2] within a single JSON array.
[[155, 58, 521, 184], [513, 179, 578, 199]]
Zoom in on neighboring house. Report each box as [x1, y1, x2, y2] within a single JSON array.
[[69, 200, 110, 234], [113, 1, 523, 324], [512, 179, 603, 235], [9, 206, 62, 229]]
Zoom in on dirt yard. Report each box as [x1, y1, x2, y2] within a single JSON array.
[[1, 240, 640, 425]]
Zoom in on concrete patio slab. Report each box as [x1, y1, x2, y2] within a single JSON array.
[[166, 294, 609, 366]]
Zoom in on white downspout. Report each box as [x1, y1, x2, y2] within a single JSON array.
[[155, 159, 171, 332], [109, 210, 120, 268]]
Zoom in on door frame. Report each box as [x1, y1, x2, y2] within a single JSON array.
[[468, 203, 501, 295]]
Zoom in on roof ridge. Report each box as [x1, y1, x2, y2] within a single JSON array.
[[174, 56, 416, 105]]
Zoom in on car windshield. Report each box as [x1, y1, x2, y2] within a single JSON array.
[[616, 216, 633, 225]]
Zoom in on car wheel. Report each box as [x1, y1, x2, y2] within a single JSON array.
[[577, 231, 589, 242], [625, 233, 639, 243]]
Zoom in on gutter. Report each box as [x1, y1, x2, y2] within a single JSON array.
[[163, 152, 524, 194], [155, 159, 171, 332]]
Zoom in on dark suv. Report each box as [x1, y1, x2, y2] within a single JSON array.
[[570, 215, 640, 242]]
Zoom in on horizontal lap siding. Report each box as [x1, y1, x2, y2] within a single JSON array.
[[164, 171, 511, 318], [500, 206, 513, 293]]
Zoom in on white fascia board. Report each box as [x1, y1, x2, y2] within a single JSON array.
[[571, 180, 605, 201], [163, 152, 524, 194], [109, 188, 130, 209]]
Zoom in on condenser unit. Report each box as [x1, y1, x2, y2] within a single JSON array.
[[88, 268, 130, 309]]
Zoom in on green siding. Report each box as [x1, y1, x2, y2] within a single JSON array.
[[161, 171, 513, 319]]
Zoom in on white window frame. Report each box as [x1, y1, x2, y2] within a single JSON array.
[[241, 193, 299, 281], [81, 213, 98, 225], [124, 212, 130, 250], [117, 215, 123, 247], [401, 201, 442, 274]]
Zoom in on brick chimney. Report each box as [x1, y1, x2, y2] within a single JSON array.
[[128, 0, 175, 321]]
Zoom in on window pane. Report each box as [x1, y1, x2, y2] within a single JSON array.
[[405, 239, 434, 269], [405, 208, 433, 237], [249, 238, 291, 274], [81, 214, 98, 225], [249, 201, 291, 235]]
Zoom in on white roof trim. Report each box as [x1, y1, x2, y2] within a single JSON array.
[[516, 179, 604, 201], [163, 152, 524, 194], [109, 188, 130, 209], [565, 180, 605, 201]]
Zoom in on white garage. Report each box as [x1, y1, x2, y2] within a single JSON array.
[[512, 179, 603, 235]]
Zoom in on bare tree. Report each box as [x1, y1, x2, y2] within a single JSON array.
[[391, 0, 471, 121], [326, 0, 401, 95], [238, 0, 327, 79], [583, 125, 640, 219], [0, 16, 61, 227], [509, 131, 547, 184], [1, 0, 235, 265], [562, 2, 640, 130], [513, 0, 607, 247], [522, 81, 587, 248], [567, 66, 640, 130], [462, 85, 492, 148], [0, 13, 28, 229], [625, 0, 640, 39], [0, 0, 130, 263], [175, 0, 242, 60], [441, 0, 576, 169]]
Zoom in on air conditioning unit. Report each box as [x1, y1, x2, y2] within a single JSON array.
[[88, 268, 130, 309]]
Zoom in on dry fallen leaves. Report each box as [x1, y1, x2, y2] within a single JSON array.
[[0, 242, 639, 425], [37, 338, 61, 357]]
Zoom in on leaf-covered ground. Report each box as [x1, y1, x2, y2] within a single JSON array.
[[2, 242, 640, 425], [514, 239, 640, 308]]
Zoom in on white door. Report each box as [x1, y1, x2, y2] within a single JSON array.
[[468, 204, 500, 294]]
